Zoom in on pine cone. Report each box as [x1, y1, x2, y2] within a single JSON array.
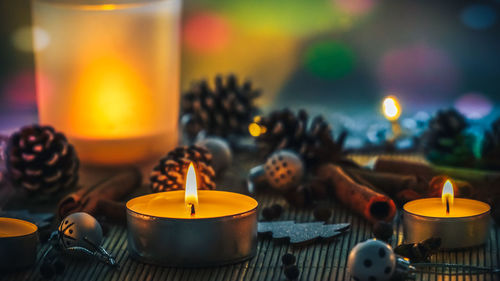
[[423, 109, 475, 166], [150, 146, 216, 192], [481, 117, 500, 168], [252, 109, 346, 168], [5, 125, 79, 195], [181, 74, 260, 138]]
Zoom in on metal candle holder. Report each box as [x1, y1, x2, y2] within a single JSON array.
[[126, 191, 258, 267], [403, 198, 491, 249]]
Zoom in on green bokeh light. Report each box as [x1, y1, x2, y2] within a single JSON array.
[[303, 40, 356, 79]]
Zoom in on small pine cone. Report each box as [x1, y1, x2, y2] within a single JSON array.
[[5, 125, 79, 195], [252, 109, 346, 168], [150, 146, 216, 193], [423, 109, 475, 166], [181, 74, 260, 138], [481, 118, 500, 168]]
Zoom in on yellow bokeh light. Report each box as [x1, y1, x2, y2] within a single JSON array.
[[382, 95, 401, 121]]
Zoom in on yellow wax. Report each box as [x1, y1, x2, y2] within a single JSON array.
[[32, 0, 181, 164], [0, 218, 38, 238], [127, 191, 258, 219], [403, 198, 490, 218]]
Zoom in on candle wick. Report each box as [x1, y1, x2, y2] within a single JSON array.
[[446, 198, 450, 215], [190, 204, 196, 216]]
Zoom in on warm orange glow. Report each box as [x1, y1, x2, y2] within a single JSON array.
[[185, 162, 199, 214], [441, 179, 454, 213], [382, 96, 401, 121], [248, 123, 262, 137], [0, 218, 37, 238]]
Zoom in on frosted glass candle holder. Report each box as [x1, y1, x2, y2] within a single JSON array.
[[32, 0, 181, 165]]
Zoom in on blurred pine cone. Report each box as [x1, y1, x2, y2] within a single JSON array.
[[423, 109, 475, 167], [251, 109, 346, 168], [481, 117, 500, 169], [5, 125, 79, 195], [181, 74, 260, 139], [150, 146, 216, 193]]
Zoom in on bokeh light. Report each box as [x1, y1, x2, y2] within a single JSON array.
[[460, 4, 497, 30], [2, 70, 37, 109], [377, 44, 459, 106], [303, 40, 355, 79], [12, 26, 50, 53], [454, 92, 493, 120], [183, 12, 231, 54], [335, 0, 375, 15], [382, 95, 401, 121]]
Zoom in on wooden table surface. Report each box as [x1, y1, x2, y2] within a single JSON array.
[[1, 153, 499, 281]]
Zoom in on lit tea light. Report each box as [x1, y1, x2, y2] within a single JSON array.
[[0, 218, 39, 271], [126, 162, 258, 266], [32, 0, 182, 164], [403, 179, 491, 249]]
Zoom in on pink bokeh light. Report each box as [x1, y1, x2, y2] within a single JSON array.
[[455, 92, 493, 120], [377, 44, 460, 107], [335, 0, 375, 15]]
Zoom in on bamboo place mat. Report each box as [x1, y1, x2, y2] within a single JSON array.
[[2, 154, 499, 281]]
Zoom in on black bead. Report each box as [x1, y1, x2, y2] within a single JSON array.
[[284, 265, 300, 280], [313, 205, 332, 221], [270, 204, 283, 217], [281, 253, 296, 266], [373, 221, 393, 242]]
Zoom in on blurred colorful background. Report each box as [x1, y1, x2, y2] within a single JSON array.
[[1, 0, 499, 144]]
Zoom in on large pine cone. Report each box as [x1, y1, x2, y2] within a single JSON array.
[[423, 109, 475, 166], [181, 74, 260, 138], [5, 125, 79, 195], [150, 146, 216, 192], [252, 109, 346, 168], [481, 117, 500, 168]]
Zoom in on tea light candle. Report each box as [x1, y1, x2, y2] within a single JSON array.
[[32, 0, 181, 164], [126, 163, 258, 266], [0, 218, 39, 271], [403, 180, 491, 249]]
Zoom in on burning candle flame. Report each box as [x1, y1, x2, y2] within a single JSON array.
[[441, 179, 454, 214], [382, 96, 401, 121], [185, 162, 199, 215]]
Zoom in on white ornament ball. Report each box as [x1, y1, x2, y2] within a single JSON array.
[[58, 212, 103, 250], [264, 150, 304, 191], [347, 239, 396, 281], [196, 137, 232, 173]]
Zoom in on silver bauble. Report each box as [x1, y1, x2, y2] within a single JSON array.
[[195, 137, 232, 173]]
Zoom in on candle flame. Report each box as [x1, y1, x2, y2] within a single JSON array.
[[185, 162, 199, 215], [382, 96, 401, 121], [441, 179, 454, 214]]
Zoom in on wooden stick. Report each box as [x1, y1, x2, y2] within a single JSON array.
[[316, 164, 396, 223]]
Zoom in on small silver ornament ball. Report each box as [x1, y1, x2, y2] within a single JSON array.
[[348, 239, 396, 281], [195, 137, 232, 173], [58, 212, 103, 250], [264, 150, 304, 191]]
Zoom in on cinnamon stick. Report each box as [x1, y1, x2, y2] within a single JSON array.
[[58, 167, 141, 220], [374, 156, 500, 183], [317, 164, 396, 223]]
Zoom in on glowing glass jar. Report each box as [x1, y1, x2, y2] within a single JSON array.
[[32, 0, 181, 164]]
